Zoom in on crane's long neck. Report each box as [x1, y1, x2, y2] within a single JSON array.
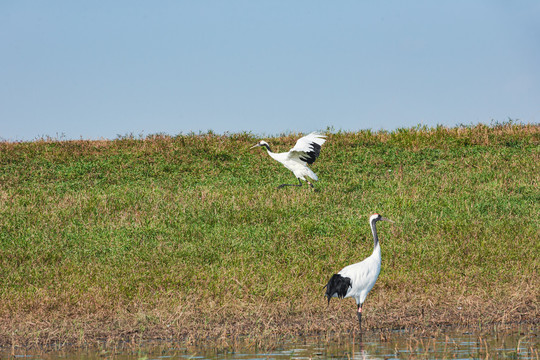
[[370, 219, 380, 250], [261, 143, 273, 153]]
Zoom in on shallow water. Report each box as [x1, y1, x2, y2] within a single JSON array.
[[4, 327, 539, 359]]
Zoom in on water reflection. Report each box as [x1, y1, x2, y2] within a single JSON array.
[[4, 327, 538, 359]]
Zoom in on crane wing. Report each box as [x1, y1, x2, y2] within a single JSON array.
[[324, 273, 352, 304], [287, 132, 326, 165]]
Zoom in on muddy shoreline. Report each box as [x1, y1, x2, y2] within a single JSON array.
[[2, 298, 538, 350]]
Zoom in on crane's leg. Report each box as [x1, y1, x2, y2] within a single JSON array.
[[278, 178, 303, 188], [357, 304, 363, 330]]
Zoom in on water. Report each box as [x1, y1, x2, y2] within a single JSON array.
[[3, 328, 538, 359]]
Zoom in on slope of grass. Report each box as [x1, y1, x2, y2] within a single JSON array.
[[0, 123, 538, 346]]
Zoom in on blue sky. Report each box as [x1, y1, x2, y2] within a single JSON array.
[[1, 1, 539, 141]]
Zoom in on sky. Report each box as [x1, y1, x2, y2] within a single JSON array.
[[1, 1, 539, 141]]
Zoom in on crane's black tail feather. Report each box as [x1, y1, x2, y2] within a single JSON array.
[[324, 274, 352, 305]]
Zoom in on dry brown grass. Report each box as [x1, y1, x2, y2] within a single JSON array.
[[1, 276, 537, 349]]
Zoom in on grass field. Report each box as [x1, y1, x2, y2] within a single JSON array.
[[0, 122, 538, 347]]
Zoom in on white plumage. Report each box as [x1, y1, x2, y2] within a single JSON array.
[[250, 132, 327, 189], [324, 213, 394, 330]]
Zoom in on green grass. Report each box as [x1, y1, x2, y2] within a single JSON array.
[[0, 123, 538, 346]]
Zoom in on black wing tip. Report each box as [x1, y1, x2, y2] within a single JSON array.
[[324, 274, 352, 304], [300, 142, 322, 164]]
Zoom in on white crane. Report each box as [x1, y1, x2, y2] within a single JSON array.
[[250, 132, 326, 189], [324, 213, 394, 330]]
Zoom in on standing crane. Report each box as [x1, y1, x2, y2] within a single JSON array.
[[250, 132, 326, 189], [324, 213, 394, 330]]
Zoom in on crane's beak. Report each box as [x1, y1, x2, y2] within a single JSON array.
[[381, 217, 395, 223], [250, 143, 261, 149]]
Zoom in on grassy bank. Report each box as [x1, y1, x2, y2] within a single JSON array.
[[0, 123, 539, 348]]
